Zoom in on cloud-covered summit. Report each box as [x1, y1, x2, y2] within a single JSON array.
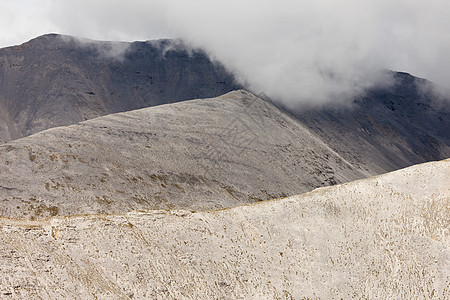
[[1, 0, 449, 105]]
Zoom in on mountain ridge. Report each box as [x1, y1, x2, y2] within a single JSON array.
[[0, 34, 241, 143], [0, 90, 370, 219], [0, 34, 448, 174], [0, 33, 448, 299], [279, 71, 450, 174], [0, 34, 449, 216]]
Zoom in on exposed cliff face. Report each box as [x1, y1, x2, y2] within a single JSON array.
[[0, 159, 447, 299], [285, 71, 450, 174], [0, 34, 240, 143], [0, 91, 369, 219]]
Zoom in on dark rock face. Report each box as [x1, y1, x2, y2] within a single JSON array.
[[0, 34, 240, 143], [283, 71, 450, 174]]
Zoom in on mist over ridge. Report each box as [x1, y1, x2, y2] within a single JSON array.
[[1, 0, 449, 105]]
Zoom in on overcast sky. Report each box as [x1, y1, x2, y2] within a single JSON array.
[[1, 0, 449, 104]]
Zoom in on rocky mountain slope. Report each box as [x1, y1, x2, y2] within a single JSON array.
[[0, 34, 448, 177], [0, 34, 240, 143], [0, 90, 370, 218], [0, 34, 448, 299], [1, 158, 448, 299], [285, 71, 450, 175]]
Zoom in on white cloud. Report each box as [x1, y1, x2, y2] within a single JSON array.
[[1, 0, 449, 105], [0, 0, 55, 47]]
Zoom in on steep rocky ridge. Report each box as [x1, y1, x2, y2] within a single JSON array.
[[284, 71, 450, 175], [0, 158, 448, 299], [0, 34, 240, 143], [0, 90, 369, 218]]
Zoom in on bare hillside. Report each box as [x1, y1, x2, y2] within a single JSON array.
[[1, 35, 448, 178], [0, 90, 367, 218], [0, 158, 448, 299]]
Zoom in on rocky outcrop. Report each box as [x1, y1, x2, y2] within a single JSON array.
[[0, 158, 447, 299]]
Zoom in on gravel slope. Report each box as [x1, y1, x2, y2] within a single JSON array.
[[0, 158, 448, 299]]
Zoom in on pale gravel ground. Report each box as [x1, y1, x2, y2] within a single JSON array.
[[0, 90, 367, 218], [0, 159, 448, 299]]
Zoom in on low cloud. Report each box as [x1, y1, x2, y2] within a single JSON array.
[[416, 78, 450, 108], [59, 35, 132, 61], [4, 0, 450, 105]]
